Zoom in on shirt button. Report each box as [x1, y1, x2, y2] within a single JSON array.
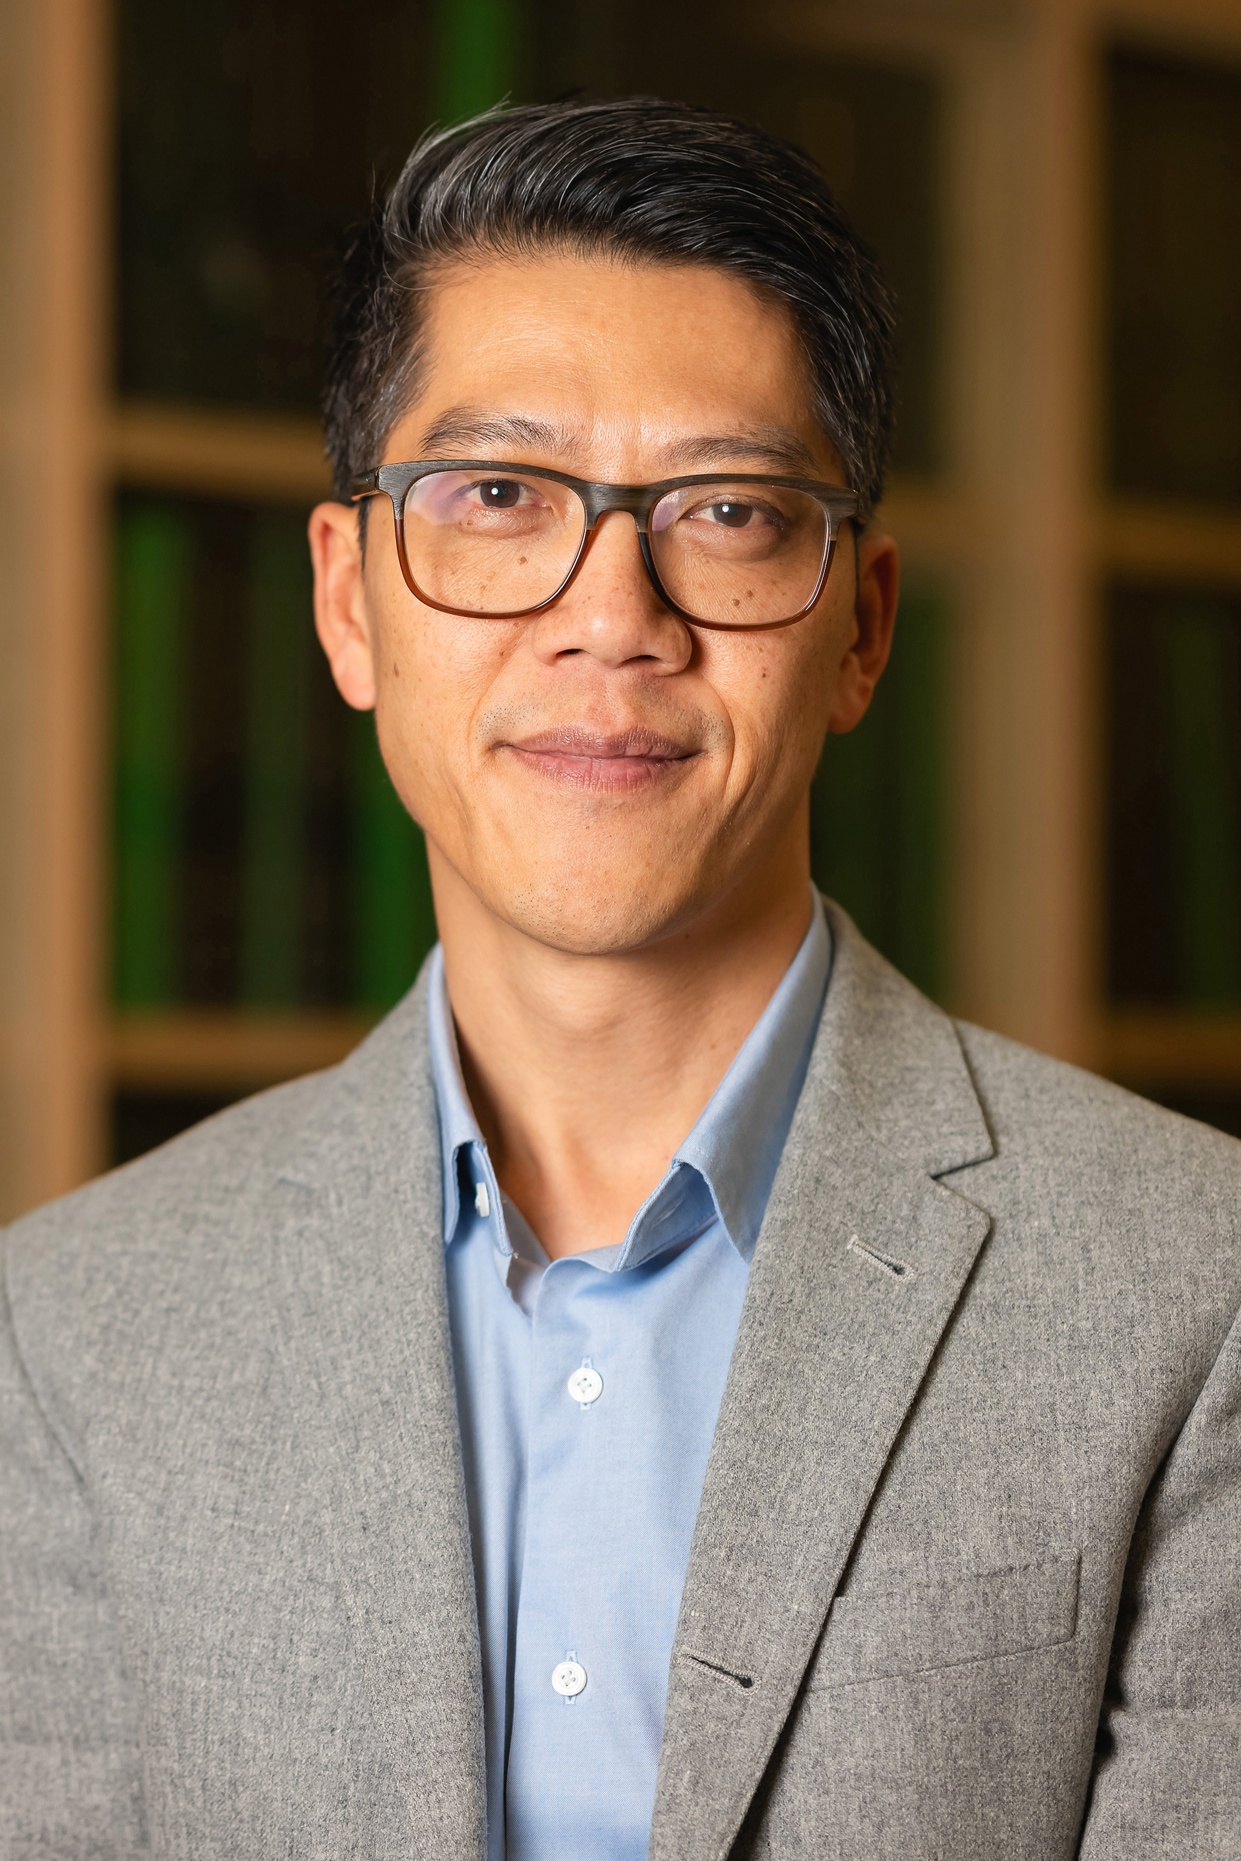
[[552, 1660, 587, 1698], [566, 1365, 603, 1406]]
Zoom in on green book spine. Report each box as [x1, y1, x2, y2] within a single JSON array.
[[433, 0, 520, 122], [1164, 599, 1241, 1006], [238, 512, 311, 1007], [113, 502, 188, 1007], [351, 715, 438, 1012]]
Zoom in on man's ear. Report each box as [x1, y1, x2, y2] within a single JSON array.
[[309, 501, 377, 711], [825, 527, 899, 735]]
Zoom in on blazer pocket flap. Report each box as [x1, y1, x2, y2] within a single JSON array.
[[807, 1551, 1081, 1689]]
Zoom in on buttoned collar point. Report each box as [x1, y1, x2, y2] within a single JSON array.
[[426, 949, 501, 1249]]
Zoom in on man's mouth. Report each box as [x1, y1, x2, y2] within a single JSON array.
[[501, 726, 697, 791]]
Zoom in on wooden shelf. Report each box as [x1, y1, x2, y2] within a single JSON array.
[[1096, 497, 1241, 587], [1098, 1011, 1241, 1090], [875, 478, 999, 567], [105, 402, 332, 503], [109, 1010, 374, 1092]]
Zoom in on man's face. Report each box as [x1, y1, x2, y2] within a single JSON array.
[[313, 252, 896, 955]]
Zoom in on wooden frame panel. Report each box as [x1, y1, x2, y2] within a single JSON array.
[[0, 0, 111, 1217]]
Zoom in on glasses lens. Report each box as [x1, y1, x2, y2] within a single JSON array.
[[650, 484, 830, 626], [402, 469, 586, 615]]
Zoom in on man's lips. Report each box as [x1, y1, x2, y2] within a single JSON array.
[[499, 726, 697, 790]]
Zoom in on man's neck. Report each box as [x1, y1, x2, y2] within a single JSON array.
[[430, 839, 815, 1260]]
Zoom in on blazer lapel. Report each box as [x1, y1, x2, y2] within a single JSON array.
[[271, 980, 486, 1860], [650, 906, 995, 1861]]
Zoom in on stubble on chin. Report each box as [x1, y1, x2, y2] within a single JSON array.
[[464, 796, 729, 957]]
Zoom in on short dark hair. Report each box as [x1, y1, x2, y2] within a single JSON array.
[[322, 97, 896, 520]]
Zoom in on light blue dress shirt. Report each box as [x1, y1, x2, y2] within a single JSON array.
[[429, 892, 831, 1861]]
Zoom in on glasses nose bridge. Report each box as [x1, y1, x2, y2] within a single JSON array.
[[572, 483, 667, 611], [580, 482, 656, 535]]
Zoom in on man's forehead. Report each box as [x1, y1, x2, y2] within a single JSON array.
[[391, 255, 841, 477], [400, 251, 832, 445], [412, 406, 825, 476]]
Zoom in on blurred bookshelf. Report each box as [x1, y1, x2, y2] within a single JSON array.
[[1096, 39, 1241, 1133], [105, 0, 956, 1158], [2, 0, 1240, 1213]]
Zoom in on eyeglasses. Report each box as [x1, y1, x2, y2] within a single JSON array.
[[351, 460, 858, 631]]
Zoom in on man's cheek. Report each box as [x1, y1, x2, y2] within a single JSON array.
[[726, 682, 803, 781]]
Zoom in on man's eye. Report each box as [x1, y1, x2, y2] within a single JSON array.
[[475, 479, 525, 509], [688, 499, 769, 529], [708, 501, 754, 527]]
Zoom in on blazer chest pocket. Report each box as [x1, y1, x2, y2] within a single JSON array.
[[805, 1551, 1081, 1690]]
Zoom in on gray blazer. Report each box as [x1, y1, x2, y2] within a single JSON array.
[[3, 904, 1240, 1860]]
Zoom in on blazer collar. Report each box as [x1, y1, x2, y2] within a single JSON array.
[[649, 902, 995, 1861], [811, 896, 993, 1180]]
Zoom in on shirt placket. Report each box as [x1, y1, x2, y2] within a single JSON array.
[[505, 1256, 628, 1857]]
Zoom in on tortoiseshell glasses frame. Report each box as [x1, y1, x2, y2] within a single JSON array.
[[351, 459, 859, 631]]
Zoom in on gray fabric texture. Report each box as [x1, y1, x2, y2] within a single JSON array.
[[2, 900, 1240, 1859]]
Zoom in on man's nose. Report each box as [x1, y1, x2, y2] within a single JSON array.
[[526, 511, 693, 673]]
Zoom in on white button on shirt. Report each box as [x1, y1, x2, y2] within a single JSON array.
[[566, 1365, 603, 1406], [551, 1660, 588, 1698], [431, 890, 832, 1861]]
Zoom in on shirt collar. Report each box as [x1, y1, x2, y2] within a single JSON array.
[[427, 888, 831, 1268]]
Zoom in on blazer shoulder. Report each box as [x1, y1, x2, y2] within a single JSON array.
[[0, 1070, 347, 1462], [953, 1018, 1241, 1254], [4, 1066, 337, 1277], [4, 977, 434, 1283], [956, 1018, 1237, 1154]]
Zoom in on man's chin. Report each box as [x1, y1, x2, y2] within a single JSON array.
[[483, 869, 706, 959]]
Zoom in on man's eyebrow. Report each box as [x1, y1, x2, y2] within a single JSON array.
[[658, 430, 823, 473], [414, 411, 825, 477], [417, 409, 581, 456]]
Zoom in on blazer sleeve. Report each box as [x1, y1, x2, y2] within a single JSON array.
[[1078, 1297, 1241, 1859], [0, 1243, 148, 1858]]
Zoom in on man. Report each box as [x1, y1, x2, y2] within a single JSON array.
[[2, 98, 1239, 1861]]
